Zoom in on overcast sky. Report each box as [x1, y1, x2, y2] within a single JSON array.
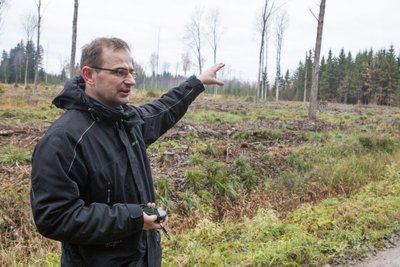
[[1, 0, 399, 82]]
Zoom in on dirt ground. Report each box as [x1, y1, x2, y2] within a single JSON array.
[[354, 246, 400, 267], [352, 234, 400, 267]]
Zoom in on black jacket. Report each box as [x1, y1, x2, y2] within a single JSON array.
[[30, 75, 204, 266]]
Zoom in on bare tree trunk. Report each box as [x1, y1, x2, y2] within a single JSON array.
[[257, 0, 275, 102], [3, 63, 7, 83], [206, 9, 222, 97], [184, 7, 204, 75], [24, 55, 29, 87], [155, 28, 160, 89], [262, 27, 269, 100], [22, 12, 36, 87], [181, 52, 191, 77], [274, 10, 288, 102], [303, 51, 307, 102], [344, 76, 349, 104], [0, 0, 8, 38], [69, 0, 79, 78], [308, 0, 326, 119], [149, 53, 157, 88], [275, 54, 280, 101], [257, 2, 266, 101], [33, 0, 42, 94]]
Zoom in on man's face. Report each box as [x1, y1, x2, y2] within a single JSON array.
[[85, 47, 136, 108]]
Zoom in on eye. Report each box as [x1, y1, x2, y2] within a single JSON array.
[[114, 68, 128, 77]]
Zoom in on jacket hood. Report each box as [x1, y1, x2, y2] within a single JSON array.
[[52, 76, 139, 122]]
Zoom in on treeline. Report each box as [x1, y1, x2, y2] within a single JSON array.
[[1, 40, 399, 106], [0, 40, 64, 85], [1, 40, 37, 85], [283, 45, 400, 106], [0, 40, 256, 96]]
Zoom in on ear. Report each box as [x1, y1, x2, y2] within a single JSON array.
[[81, 66, 95, 85]]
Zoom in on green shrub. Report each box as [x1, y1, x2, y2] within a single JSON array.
[[233, 128, 283, 141], [154, 176, 173, 199], [186, 168, 207, 189], [234, 156, 258, 187], [190, 153, 205, 165], [205, 141, 218, 156], [179, 190, 201, 213], [284, 153, 310, 172], [207, 161, 241, 198], [0, 145, 32, 164], [359, 135, 400, 153]]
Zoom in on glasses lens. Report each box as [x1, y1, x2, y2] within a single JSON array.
[[113, 68, 129, 77], [113, 68, 137, 79]]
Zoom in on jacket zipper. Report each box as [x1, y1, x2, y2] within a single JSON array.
[[107, 182, 111, 204]]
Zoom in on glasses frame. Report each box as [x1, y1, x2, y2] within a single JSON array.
[[90, 66, 137, 79]]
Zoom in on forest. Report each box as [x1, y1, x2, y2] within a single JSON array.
[[1, 41, 399, 106]]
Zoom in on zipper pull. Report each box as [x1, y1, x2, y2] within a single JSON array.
[[107, 182, 111, 203]]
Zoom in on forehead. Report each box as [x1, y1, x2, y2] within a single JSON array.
[[101, 47, 133, 66]]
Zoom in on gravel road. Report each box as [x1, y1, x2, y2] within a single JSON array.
[[354, 246, 400, 267]]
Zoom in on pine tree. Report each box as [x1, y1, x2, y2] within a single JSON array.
[[373, 46, 399, 105], [0, 50, 9, 83]]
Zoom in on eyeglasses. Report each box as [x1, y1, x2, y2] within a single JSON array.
[[90, 66, 137, 79]]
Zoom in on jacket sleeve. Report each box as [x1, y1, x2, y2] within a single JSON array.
[[30, 126, 144, 245], [137, 75, 204, 145]]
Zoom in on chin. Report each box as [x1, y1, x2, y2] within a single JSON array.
[[120, 98, 130, 105]]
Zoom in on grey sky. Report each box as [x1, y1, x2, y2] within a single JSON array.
[[1, 0, 399, 82]]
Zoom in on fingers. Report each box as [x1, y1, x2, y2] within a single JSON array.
[[143, 213, 158, 230], [146, 202, 156, 208], [161, 215, 169, 226], [211, 63, 225, 86], [213, 78, 224, 86], [197, 63, 225, 86], [213, 62, 225, 72]]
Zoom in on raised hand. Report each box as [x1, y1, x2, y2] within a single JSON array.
[[196, 63, 225, 86]]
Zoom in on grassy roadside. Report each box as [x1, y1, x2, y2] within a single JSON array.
[[162, 158, 400, 266]]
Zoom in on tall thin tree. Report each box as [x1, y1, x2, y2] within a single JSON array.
[[69, 0, 79, 78], [22, 12, 36, 87], [0, 0, 8, 38], [274, 10, 288, 102], [206, 8, 222, 96], [308, 0, 326, 119], [33, 0, 43, 93], [303, 51, 308, 102], [181, 52, 191, 77], [149, 52, 158, 88], [184, 7, 205, 74], [257, 0, 275, 101], [155, 28, 160, 89]]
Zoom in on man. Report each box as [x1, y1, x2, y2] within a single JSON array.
[[30, 37, 224, 266]]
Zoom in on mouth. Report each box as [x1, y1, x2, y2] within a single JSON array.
[[119, 90, 131, 97]]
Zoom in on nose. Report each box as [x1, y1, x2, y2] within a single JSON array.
[[124, 74, 136, 86]]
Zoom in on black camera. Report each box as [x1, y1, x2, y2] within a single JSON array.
[[142, 206, 167, 223], [141, 205, 170, 240]]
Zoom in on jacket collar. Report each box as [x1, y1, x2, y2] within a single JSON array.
[[53, 76, 140, 123]]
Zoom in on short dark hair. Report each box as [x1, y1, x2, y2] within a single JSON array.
[[80, 37, 131, 69]]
